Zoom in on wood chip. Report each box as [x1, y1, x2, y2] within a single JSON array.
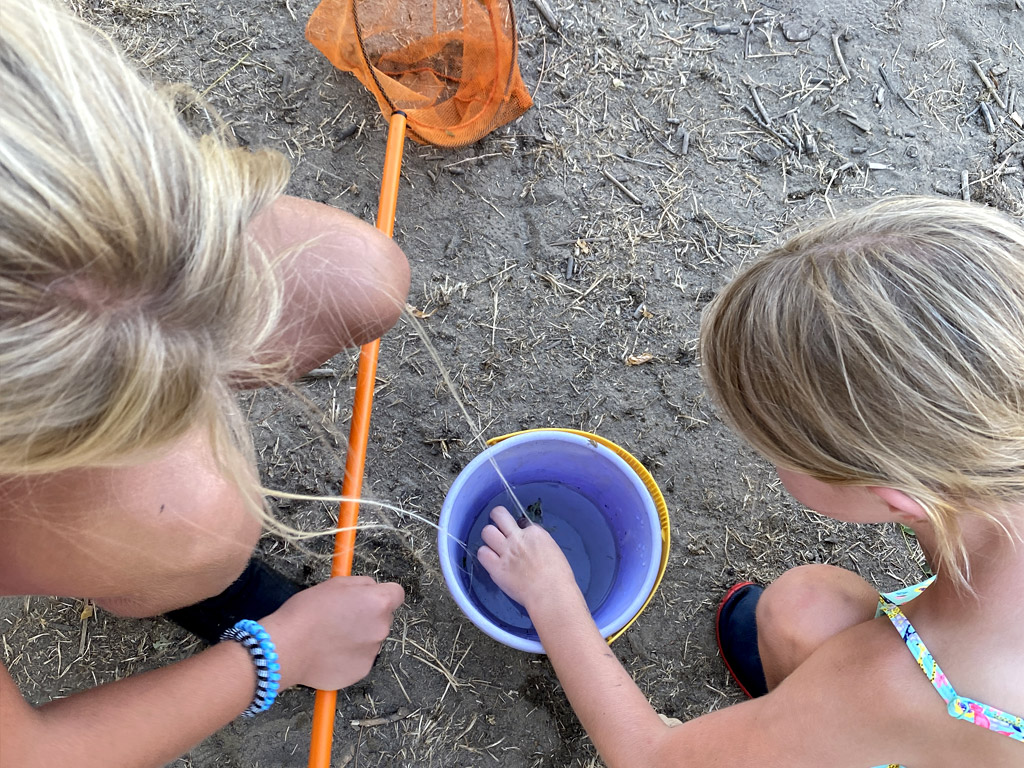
[[840, 109, 872, 133], [301, 367, 337, 379], [406, 303, 436, 319], [626, 352, 655, 366]]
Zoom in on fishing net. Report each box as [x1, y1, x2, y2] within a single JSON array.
[[306, 0, 533, 147]]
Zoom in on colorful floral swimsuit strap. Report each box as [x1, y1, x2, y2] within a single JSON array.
[[870, 577, 1024, 768]]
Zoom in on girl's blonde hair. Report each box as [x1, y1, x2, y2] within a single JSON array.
[[700, 196, 1024, 589], [0, 0, 289, 477]]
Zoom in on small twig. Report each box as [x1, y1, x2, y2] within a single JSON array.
[[960, 170, 971, 201], [489, 288, 499, 348], [534, 271, 583, 295], [600, 168, 644, 205], [351, 707, 414, 728], [559, 274, 608, 315], [652, 135, 680, 157], [741, 105, 798, 149], [878, 64, 921, 116], [613, 152, 666, 169], [748, 83, 772, 125], [529, 0, 560, 32], [831, 33, 851, 81], [970, 61, 1007, 109], [442, 153, 503, 169], [743, 8, 761, 59], [195, 52, 252, 103], [79, 600, 93, 658], [979, 101, 997, 134]]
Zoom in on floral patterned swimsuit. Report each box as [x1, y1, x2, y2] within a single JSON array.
[[870, 578, 1024, 768]]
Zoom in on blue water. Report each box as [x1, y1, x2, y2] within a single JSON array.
[[459, 482, 619, 636]]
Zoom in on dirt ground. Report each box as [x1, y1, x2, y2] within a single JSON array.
[[3, 0, 1023, 766]]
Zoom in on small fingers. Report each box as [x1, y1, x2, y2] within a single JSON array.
[[480, 522, 507, 554], [489, 505, 522, 536], [476, 544, 500, 572]]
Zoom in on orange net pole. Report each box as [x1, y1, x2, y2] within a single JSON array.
[[308, 110, 407, 768]]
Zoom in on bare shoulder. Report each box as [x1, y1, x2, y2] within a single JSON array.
[[652, 616, 1021, 768], [0, 427, 259, 601], [1, 427, 240, 528]]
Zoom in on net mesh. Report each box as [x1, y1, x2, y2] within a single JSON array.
[[306, 0, 533, 147]]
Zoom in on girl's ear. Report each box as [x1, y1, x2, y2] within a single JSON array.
[[868, 487, 930, 525]]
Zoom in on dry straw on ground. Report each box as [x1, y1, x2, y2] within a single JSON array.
[[3, 0, 1021, 765]]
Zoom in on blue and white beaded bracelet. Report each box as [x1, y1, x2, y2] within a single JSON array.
[[221, 619, 282, 717]]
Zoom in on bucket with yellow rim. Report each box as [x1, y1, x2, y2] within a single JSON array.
[[438, 428, 671, 653]]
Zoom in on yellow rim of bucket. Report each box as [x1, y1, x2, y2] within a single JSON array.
[[485, 428, 671, 644]]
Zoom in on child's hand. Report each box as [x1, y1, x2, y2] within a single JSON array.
[[477, 505, 579, 610], [259, 576, 404, 691]]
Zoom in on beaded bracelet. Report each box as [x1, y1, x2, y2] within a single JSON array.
[[221, 619, 282, 717]]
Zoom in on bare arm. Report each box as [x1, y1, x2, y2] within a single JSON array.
[[0, 577, 404, 768], [523, 572, 675, 761], [1, 641, 254, 768], [478, 506, 927, 768], [244, 195, 410, 383], [479, 506, 674, 764]]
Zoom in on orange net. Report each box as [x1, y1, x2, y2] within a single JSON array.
[[306, 0, 533, 147]]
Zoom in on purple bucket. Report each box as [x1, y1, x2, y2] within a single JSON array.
[[438, 430, 661, 653]]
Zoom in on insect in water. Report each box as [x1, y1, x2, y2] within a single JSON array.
[[526, 498, 543, 524]]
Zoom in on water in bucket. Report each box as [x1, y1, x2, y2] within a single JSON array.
[[460, 481, 619, 635]]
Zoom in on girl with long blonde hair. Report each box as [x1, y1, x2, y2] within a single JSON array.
[[0, 2, 409, 764], [479, 196, 1024, 767]]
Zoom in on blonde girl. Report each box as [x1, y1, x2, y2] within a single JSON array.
[[0, 2, 409, 765], [479, 196, 1024, 767]]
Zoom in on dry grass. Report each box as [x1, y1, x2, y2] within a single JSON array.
[[4, 0, 1021, 765]]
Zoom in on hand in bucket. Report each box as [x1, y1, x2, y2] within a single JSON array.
[[477, 506, 578, 610]]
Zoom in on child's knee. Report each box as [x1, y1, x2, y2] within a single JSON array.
[[95, 498, 262, 618], [757, 565, 818, 654], [94, 536, 257, 619], [170, 508, 262, 605], [757, 564, 875, 655], [344, 231, 409, 345]]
